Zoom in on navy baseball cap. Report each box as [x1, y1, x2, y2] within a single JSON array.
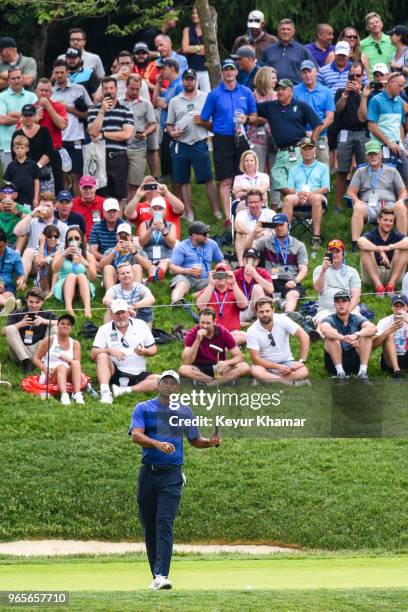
[[182, 68, 197, 79], [21, 104, 36, 116], [300, 60, 315, 71], [392, 294, 408, 306], [157, 57, 179, 71], [221, 58, 236, 70], [56, 190, 73, 202], [244, 247, 260, 259], [0, 37, 17, 50], [334, 290, 351, 302], [271, 213, 289, 225], [66, 47, 81, 58], [189, 221, 210, 235]]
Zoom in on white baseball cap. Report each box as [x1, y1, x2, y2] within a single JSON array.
[[159, 370, 180, 383], [247, 10, 264, 27], [103, 198, 120, 212], [116, 222, 132, 234], [150, 196, 166, 209], [372, 62, 389, 75], [334, 41, 350, 56], [110, 298, 129, 313]]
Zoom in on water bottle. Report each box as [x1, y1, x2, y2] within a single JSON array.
[[86, 382, 99, 399], [233, 109, 244, 146]]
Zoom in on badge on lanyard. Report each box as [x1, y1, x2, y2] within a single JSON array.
[[270, 267, 280, 280], [24, 329, 34, 345]]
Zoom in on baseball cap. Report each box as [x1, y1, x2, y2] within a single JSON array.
[[189, 221, 210, 235], [110, 298, 129, 313], [21, 104, 36, 116], [365, 140, 382, 155], [56, 190, 73, 202], [244, 247, 260, 259], [334, 290, 351, 302], [328, 239, 345, 251], [1, 181, 17, 193], [300, 60, 315, 71], [372, 62, 389, 75], [231, 46, 256, 60], [0, 37, 17, 50], [392, 294, 408, 305], [247, 10, 264, 27], [221, 58, 236, 70], [334, 41, 350, 56], [157, 57, 179, 71], [276, 78, 294, 89], [133, 42, 149, 53], [116, 222, 132, 235], [159, 370, 180, 383], [387, 25, 408, 37], [150, 196, 166, 209], [215, 262, 231, 272], [103, 198, 120, 212], [66, 47, 81, 58], [299, 136, 315, 148], [79, 175, 96, 188], [182, 68, 197, 79], [271, 213, 289, 225]]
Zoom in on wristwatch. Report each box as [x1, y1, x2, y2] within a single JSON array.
[[299, 359, 306, 364]]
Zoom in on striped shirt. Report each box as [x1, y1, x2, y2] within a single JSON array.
[[88, 102, 134, 153], [317, 61, 351, 95], [89, 218, 125, 253]]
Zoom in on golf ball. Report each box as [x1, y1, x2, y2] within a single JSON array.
[[246, 584, 253, 591]]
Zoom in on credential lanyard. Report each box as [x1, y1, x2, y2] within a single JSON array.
[[368, 167, 382, 191], [213, 289, 228, 318], [274, 236, 289, 269]]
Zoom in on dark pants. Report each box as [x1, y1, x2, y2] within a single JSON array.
[[50, 149, 64, 194], [137, 464, 183, 578]]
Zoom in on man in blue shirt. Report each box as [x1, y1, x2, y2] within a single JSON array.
[[320, 290, 376, 380], [169, 220, 223, 305], [294, 60, 335, 166], [89, 198, 126, 268], [261, 18, 317, 84], [283, 137, 329, 248], [231, 45, 259, 91], [197, 58, 257, 224], [304, 24, 335, 67], [129, 369, 220, 590], [318, 42, 351, 95], [154, 34, 188, 76], [0, 228, 25, 315]]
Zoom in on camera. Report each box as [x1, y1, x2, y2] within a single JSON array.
[[144, 183, 158, 191], [213, 271, 229, 280]]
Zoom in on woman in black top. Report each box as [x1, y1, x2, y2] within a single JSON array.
[[181, 7, 210, 92]]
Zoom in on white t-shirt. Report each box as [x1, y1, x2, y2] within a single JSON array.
[[246, 315, 299, 363], [313, 264, 361, 310], [93, 318, 155, 375], [376, 313, 408, 355], [402, 272, 408, 299], [235, 208, 275, 233]]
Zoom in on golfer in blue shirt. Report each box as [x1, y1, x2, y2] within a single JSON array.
[[129, 370, 220, 590]]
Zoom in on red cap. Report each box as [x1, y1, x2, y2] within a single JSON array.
[[215, 262, 231, 272], [79, 175, 96, 188]]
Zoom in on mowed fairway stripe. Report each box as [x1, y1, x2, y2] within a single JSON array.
[[2, 557, 408, 591]]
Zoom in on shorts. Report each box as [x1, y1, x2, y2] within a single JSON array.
[[240, 302, 256, 323], [327, 122, 339, 151], [324, 348, 360, 376], [315, 136, 329, 166], [170, 140, 213, 184], [99, 151, 129, 200], [170, 274, 209, 291], [360, 264, 404, 287], [213, 134, 249, 181], [193, 362, 216, 377], [336, 130, 367, 173], [127, 148, 147, 186], [62, 140, 84, 175], [110, 368, 151, 386], [160, 130, 173, 177], [365, 201, 395, 224], [135, 307, 154, 324], [147, 130, 159, 152], [271, 148, 301, 191], [272, 279, 305, 299], [267, 360, 298, 375], [314, 305, 361, 325], [380, 352, 408, 372]]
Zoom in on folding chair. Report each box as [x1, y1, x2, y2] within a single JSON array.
[[291, 197, 328, 242]]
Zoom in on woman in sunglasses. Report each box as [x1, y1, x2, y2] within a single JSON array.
[[52, 227, 97, 317], [35, 225, 60, 297], [338, 27, 370, 76]]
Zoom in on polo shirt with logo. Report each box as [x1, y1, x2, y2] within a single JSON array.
[[200, 82, 256, 136]]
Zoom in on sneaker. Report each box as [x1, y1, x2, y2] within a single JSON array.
[[293, 379, 311, 387], [100, 389, 113, 404], [156, 267, 165, 281], [60, 392, 71, 405], [384, 283, 395, 297], [171, 298, 185, 307], [334, 372, 349, 380], [214, 210, 223, 220], [375, 284, 386, 297], [357, 371, 372, 384], [150, 575, 172, 590], [311, 236, 322, 249], [112, 384, 131, 399], [72, 391, 85, 405], [393, 370, 403, 382], [1, 296, 16, 316]]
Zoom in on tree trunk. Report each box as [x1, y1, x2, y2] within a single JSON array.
[[195, 0, 221, 88], [31, 22, 49, 78]]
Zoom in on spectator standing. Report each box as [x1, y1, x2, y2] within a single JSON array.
[[4, 135, 40, 207], [305, 24, 335, 67], [389, 25, 408, 87], [64, 47, 100, 99], [181, 6, 211, 92], [0, 37, 36, 92], [232, 10, 277, 60], [360, 12, 395, 76], [231, 46, 260, 91], [246, 66, 277, 175], [154, 34, 188, 76], [64, 28, 105, 79], [0, 228, 25, 315]]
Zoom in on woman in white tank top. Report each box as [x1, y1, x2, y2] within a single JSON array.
[[33, 314, 84, 405]]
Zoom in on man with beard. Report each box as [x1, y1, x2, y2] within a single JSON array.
[[64, 47, 100, 98]]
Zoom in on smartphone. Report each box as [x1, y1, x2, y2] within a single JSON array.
[[29, 313, 36, 322], [144, 183, 158, 191], [325, 251, 333, 263], [395, 314, 404, 321], [348, 74, 356, 81], [104, 94, 113, 100], [213, 271, 229, 280], [153, 211, 163, 222], [261, 221, 276, 229]]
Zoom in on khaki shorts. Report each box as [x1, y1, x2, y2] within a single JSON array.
[[127, 148, 147, 186], [360, 264, 404, 287]]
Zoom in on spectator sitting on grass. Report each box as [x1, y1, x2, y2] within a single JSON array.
[[89, 198, 125, 270], [247, 297, 310, 386], [373, 293, 408, 380], [0, 228, 25, 315], [179, 307, 250, 385], [34, 225, 60, 297], [102, 262, 155, 326], [99, 222, 146, 289], [0, 181, 31, 252], [169, 221, 223, 306], [233, 247, 274, 327], [234, 189, 275, 266]]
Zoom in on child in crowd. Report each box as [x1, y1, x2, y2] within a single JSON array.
[[3, 135, 41, 208]]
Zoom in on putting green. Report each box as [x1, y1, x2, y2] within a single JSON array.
[[1, 557, 408, 591]]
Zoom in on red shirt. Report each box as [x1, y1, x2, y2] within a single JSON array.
[[198, 288, 242, 331], [133, 198, 182, 238], [184, 324, 236, 365], [37, 101, 67, 150], [234, 267, 272, 299], [72, 195, 105, 238]]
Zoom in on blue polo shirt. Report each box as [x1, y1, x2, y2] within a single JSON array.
[[293, 81, 335, 135], [304, 42, 335, 68], [89, 218, 125, 253], [200, 82, 256, 136], [171, 238, 223, 278], [322, 313, 368, 351], [257, 99, 321, 149], [160, 76, 183, 129], [129, 397, 200, 466], [0, 246, 24, 292], [288, 160, 330, 192], [0, 87, 37, 151], [261, 41, 318, 84], [317, 61, 351, 95], [367, 90, 405, 145]]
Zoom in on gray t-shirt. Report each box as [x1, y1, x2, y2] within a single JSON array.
[[167, 90, 209, 145], [313, 264, 361, 309], [0, 54, 37, 89], [253, 234, 308, 280], [105, 282, 151, 305], [349, 164, 405, 204], [52, 82, 92, 141], [120, 95, 156, 150]]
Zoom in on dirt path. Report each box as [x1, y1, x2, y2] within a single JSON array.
[[0, 540, 295, 557]]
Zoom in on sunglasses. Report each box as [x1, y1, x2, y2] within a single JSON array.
[[121, 336, 130, 348], [344, 35, 357, 39], [374, 42, 383, 55], [47, 234, 59, 239], [268, 333, 276, 347], [69, 236, 81, 241]]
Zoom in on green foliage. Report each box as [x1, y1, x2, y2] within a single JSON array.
[[0, 0, 117, 26], [106, 0, 177, 37]]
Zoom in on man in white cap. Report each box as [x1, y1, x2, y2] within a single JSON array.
[[89, 198, 126, 267], [231, 10, 277, 60], [357, 63, 389, 124], [91, 297, 158, 404], [318, 41, 352, 95], [129, 369, 220, 590], [99, 222, 147, 288]]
